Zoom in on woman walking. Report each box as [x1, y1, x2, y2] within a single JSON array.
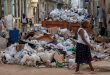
[[75, 21, 94, 73]]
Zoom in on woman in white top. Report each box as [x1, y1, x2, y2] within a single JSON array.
[[75, 21, 94, 73]]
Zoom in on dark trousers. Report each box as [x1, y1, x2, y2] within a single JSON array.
[[99, 22, 105, 36]]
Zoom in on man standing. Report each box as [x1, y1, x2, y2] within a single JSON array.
[[5, 14, 15, 31], [21, 14, 28, 33], [97, 6, 105, 36]]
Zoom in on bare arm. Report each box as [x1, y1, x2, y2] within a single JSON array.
[[78, 29, 94, 50]]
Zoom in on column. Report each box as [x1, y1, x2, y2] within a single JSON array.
[[7, 0, 10, 15], [10, 0, 12, 15], [24, 0, 26, 14], [20, 0, 21, 17], [12, 0, 14, 16], [4, 0, 8, 16], [22, 0, 24, 14], [26, 0, 28, 17], [16, 0, 18, 17], [25, 0, 29, 16], [80, 0, 83, 8]]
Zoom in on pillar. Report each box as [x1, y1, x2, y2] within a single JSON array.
[[20, 0, 21, 17], [12, 0, 14, 16], [4, 0, 8, 16], [16, 0, 18, 17], [10, 0, 12, 15], [22, 0, 24, 14]]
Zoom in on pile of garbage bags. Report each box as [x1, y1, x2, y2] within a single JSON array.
[[0, 27, 76, 68], [1, 27, 110, 69], [0, 43, 57, 67], [49, 8, 89, 23], [92, 42, 110, 60], [0, 37, 7, 50]]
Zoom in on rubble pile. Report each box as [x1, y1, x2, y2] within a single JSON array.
[[49, 8, 89, 23], [91, 37, 110, 61], [0, 27, 110, 69], [0, 27, 75, 68], [0, 37, 7, 50]]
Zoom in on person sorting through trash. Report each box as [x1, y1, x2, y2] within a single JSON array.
[[75, 21, 94, 73]]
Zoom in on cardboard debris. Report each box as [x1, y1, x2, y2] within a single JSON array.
[[54, 52, 65, 63], [23, 32, 35, 39], [16, 44, 24, 52], [48, 27, 59, 34], [95, 37, 104, 43], [95, 36, 108, 43], [37, 34, 54, 43]]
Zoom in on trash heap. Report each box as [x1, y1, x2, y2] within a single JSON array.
[[91, 36, 110, 61], [0, 27, 76, 68], [1, 27, 110, 69], [49, 8, 88, 23]]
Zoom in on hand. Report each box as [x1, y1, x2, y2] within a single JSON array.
[[89, 45, 94, 50]]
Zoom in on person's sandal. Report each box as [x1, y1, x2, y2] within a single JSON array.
[[74, 71, 83, 74], [90, 71, 96, 74]]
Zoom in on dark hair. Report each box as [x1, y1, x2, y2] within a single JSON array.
[[0, 17, 1, 20], [22, 14, 26, 18], [97, 6, 100, 8], [81, 21, 88, 28]]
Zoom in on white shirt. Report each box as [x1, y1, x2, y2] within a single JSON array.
[[77, 28, 90, 45], [5, 15, 13, 30], [22, 18, 27, 24]]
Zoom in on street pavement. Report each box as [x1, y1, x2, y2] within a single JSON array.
[[0, 61, 110, 75]]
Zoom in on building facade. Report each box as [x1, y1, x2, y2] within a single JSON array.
[[63, 0, 70, 8], [1, 0, 31, 27], [88, 0, 110, 36], [0, 0, 4, 17], [0, 0, 64, 26], [30, 0, 64, 23], [71, 0, 84, 8], [2, 0, 30, 17]]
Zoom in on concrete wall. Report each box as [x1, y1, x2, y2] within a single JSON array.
[[105, 0, 110, 14], [71, 0, 79, 8], [34, 0, 58, 23], [71, 0, 83, 8]]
